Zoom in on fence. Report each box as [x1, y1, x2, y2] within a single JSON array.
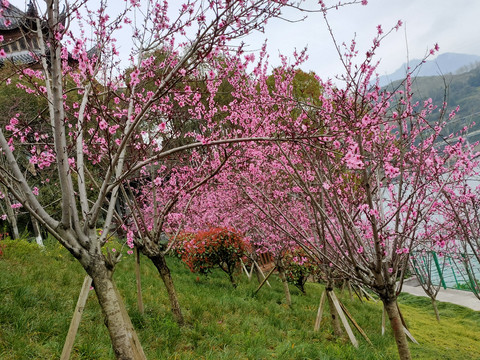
[[410, 250, 480, 295]]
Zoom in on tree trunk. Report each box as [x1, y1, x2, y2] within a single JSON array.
[[4, 193, 19, 239], [150, 253, 185, 326], [228, 273, 237, 288], [383, 299, 412, 360], [326, 288, 343, 337], [89, 265, 146, 360], [277, 266, 291, 307], [431, 298, 440, 322]]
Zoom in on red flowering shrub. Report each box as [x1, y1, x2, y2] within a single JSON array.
[[178, 227, 247, 287], [170, 231, 195, 258]]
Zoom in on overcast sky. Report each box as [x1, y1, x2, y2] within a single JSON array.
[[251, 0, 480, 79], [8, 0, 480, 80]]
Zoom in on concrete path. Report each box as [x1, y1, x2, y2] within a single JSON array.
[[401, 277, 480, 311]]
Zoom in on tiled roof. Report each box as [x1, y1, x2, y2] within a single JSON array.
[[0, 50, 40, 65], [0, 3, 27, 31]]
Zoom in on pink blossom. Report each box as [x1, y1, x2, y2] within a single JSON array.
[[99, 120, 108, 130], [344, 145, 364, 169]]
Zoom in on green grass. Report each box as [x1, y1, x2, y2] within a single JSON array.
[[1, 239, 480, 359]]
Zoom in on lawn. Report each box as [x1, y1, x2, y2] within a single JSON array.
[[0, 239, 479, 359]]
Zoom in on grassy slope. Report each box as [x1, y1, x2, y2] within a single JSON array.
[[0, 239, 479, 359]]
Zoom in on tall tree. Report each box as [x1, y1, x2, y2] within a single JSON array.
[[0, 0, 321, 357]]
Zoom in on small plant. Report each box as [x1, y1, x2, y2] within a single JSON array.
[[284, 248, 318, 294], [457, 280, 480, 293], [178, 227, 248, 287]]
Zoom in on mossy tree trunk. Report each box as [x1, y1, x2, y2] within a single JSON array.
[[150, 253, 185, 326], [86, 260, 146, 359]]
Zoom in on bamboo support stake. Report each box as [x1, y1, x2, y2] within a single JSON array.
[[339, 301, 373, 346], [135, 247, 144, 315], [254, 260, 271, 287], [249, 261, 255, 278], [61, 276, 92, 360], [347, 280, 354, 301], [240, 259, 252, 281], [403, 327, 419, 344], [254, 266, 276, 294], [113, 284, 147, 359], [314, 290, 326, 332], [360, 286, 377, 303], [397, 303, 419, 344], [351, 284, 364, 302], [381, 305, 386, 336], [329, 291, 358, 348]]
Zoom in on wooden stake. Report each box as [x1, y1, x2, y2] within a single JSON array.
[[329, 291, 358, 348], [403, 326, 419, 344], [240, 259, 252, 281], [396, 303, 408, 330], [314, 290, 326, 332], [351, 284, 364, 302], [381, 305, 386, 336], [113, 284, 147, 359], [254, 266, 276, 294], [397, 303, 419, 344], [339, 301, 373, 346], [135, 247, 144, 315], [254, 260, 271, 287], [61, 276, 92, 360], [249, 261, 255, 278], [347, 280, 354, 301], [360, 286, 377, 303]]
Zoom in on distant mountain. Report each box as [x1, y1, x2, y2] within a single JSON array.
[[378, 53, 480, 87], [382, 62, 480, 144]]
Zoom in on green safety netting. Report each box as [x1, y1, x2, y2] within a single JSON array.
[[410, 250, 480, 295]]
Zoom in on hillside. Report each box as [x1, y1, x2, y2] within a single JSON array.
[[378, 53, 480, 87], [382, 63, 480, 144], [1, 239, 480, 359]]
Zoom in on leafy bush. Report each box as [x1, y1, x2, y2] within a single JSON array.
[[284, 248, 319, 294], [0, 239, 42, 261], [169, 231, 195, 258], [177, 227, 247, 287]]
